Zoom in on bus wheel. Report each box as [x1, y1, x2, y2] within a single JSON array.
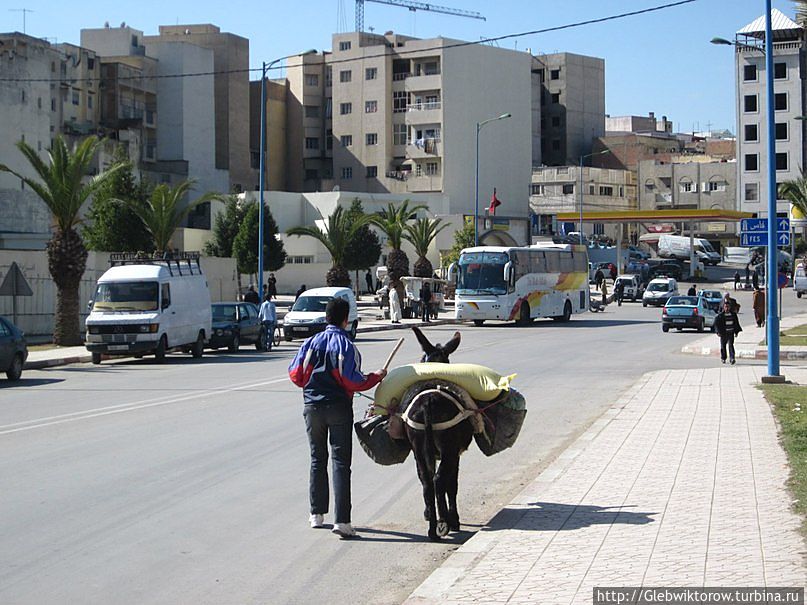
[[473, 320, 485, 327], [553, 301, 572, 322], [517, 302, 532, 326]]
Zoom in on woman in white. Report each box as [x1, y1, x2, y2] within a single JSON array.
[[389, 287, 402, 324]]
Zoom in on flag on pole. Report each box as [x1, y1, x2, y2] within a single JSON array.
[[488, 188, 501, 215]]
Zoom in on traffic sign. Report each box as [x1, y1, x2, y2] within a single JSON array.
[[740, 217, 790, 233], [739, 232, 790, 247]]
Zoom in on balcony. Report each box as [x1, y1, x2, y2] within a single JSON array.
[[405, 103, 441, 125], [406, 174, 442, 192], [405, 73, 441, 92], [406, 137, 440, 158]]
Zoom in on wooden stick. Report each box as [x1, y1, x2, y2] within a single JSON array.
[[383, 337, 405, 370]]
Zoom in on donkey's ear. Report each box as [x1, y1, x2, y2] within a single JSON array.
[[411, 326, 436, 354], [442, 331, 461, 356]]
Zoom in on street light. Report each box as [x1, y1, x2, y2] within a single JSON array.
[[712, 1, 782, 381], [578, 149, 611, 245], [474, 112, 511, 246], [257, 49, 316, 298]]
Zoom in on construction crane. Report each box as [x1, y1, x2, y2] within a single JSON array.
[[355, 0, 485, 33]]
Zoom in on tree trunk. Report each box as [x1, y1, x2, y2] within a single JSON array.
[[54, 281, 82, 345], [47, 228, 87, 346]]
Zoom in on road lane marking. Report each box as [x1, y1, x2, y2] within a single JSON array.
[[0, 376, 289, 436]]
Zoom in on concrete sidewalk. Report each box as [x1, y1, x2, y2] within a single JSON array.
[[405, 367, 807, 604], [681, 311, 807, 361]]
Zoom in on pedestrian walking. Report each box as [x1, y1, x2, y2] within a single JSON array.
[[258, 294, 277, 351], [714, 298, 742, 365], [295, 284, 307, 301], [600, 279, 609, 307], [752, 269, 759, 291], [734, 270, 740, 290], [745, 263, 751, 286], [419, 282, 432, 323], [365, 270, 373, 295], [244, 285, 260, 305], [594, 270, 604, 289], [389, 286, 402, 324], [752, 286, 765, 328], [687, 284, 697, 296], [614, 279, 624, 307], [288, 298, 387, 538], [267, 273, 278, 300]]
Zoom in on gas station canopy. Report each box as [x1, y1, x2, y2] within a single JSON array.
[[555, 209, 754, 224]]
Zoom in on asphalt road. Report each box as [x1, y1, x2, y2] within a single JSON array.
[[1, 284, 804, 605]]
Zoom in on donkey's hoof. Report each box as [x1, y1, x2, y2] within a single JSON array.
[[436, 521, 449, 537], [428, 530, 442, 541]]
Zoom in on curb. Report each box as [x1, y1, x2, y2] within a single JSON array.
[[25, 355, 93, 370]]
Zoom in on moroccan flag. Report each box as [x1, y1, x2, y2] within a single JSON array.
[[488, 188, 502, 215]]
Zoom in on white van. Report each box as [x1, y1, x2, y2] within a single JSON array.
[[658, 234, 721, 266], [85, 254, 212, 364], [795, 263, 807, 298], [642, 277, 679, 307], [283, 286, 359, 341]]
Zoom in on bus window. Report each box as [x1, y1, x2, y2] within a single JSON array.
[[545, 253, 560, 273], [572, 253, 588, 273], [530, 251, 547, 274], [559, 255, 574, 273], [513, 250, 530, 281]]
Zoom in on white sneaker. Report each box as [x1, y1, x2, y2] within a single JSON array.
[[309, 514, 324, 528], [332, 523, 357, 538]]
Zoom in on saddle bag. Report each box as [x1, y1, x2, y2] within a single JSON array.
[[354, 415, 411, 466], [474, 388, 527, 457]]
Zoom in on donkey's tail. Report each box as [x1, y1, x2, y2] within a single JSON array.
[[423, 397, 437, 476]]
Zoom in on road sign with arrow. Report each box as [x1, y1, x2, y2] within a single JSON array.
[[0, 262, 34, 325]]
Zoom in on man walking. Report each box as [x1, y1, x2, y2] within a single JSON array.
[[288, 298, 387, 538], [258, 294, 277, 351], [419, 282, 432, 323], [687, 284, 697, 296], [614, 279, 624, 307], [365, 270, 374, 295], [714, 297, 742, 365], [244, 285, 260, 305]]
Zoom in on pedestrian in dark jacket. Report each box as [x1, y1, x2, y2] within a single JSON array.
[[295, 284, 307, 301], [267, 273, 278, 300], [288, 298, 387, 538], [714, 299, 742, 365], [734, 271, 741, 290], [614, 280, 624, 307], [244, 285, 260, 305], [752, 269, 759, 290], [365, 270, 373, 295], [687, 284, 697, 296], [419, 283, 432, 322], [752, 287, 765, 328]]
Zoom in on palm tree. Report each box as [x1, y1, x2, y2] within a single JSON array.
[[123, 180, 221, 254], [287, 206, 371, 286], [404, 217, 449, 277], [779, 170, 807, 219], [796, 0, 807, 26], [0, 136, 126, 345], [370, 200, 427, 282]]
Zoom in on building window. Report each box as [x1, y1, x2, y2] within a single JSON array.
[[551, 116, 561, 127], [393, 91, 408, 113], [325, 67, 333, 87], [745, 153, 759, 172], [678, 180, 693, 193], [393, 123, 407, 145], [305, 137, 320, 150], [589, 184, 595, 195], [744, 124, 758, 142], [744, 94, 757, 113], [550, 68, 560, 80], [551, 139, 560, 151], [340, 102, 352, 115], [304, 105, 320, 118], [774, 62, 787, 79], [366, 133, 378, 145], [326, 129, 333, 150], [415, 163, 423, 177], [131, 35, 139, 47], [775, 122, 788, 140], [325, 98, 332, 118], [51, 98, 56, 112], [341, 167, 353, 179], [305, 169, 318, 180], [599, 185, 614, 196], [88, 95, 93, 109], [745, 182, 759, 201], [551, 92, 560, 104], [645, 179, 655, 192], [339, 70, 352, 83], [289, 255, 315, 264], [562, 183, 574, 194], [530, 184, 544, 195], [339, 41, 351, 51], [366, 67, 377, 80], [743, 64, 757, 81], [340, 135, 353, 147], [305, 73, 319, 86], [775, 92, 788, 111], [72, 91, 79, 106], [367, 166, 378, 178], [365, 100, 378, 113], [425, 162, 439, 176], [708, 180, 727, 192], [776, 152, 788, 171]]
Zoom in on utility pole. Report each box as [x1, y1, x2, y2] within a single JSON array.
[[9, 8, 34, 35]]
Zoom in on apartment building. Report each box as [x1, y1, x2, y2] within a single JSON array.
[[250, 78, 289, 191], [605, 112, 673, 134], [282, 31, 533, 241], [734, 8, 805, 216], [531, 52, 605, 166]]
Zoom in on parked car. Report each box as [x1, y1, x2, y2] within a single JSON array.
[[589, 262, 617, 282], [697, 289, 724, 311], [662, 295, 716, 333], [643, 277, 679, 307], [628, 245, 651, 261], [613, 274, 644, 302], [284, 287, 359, 341], [0, 316, 27, 381], [647, 260, 683, 280], [795, 263, 807, 299], [209, 302, 264, 352]]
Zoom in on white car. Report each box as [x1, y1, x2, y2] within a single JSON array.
[[795, 263, 807, 299], [283, 286, 359, 341], [613, 275, 644, 302], [642, 278, 679, 307]]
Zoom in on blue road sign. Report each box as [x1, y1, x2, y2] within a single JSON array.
[[740, 217, 790, 233], [778, 231, 791, 246], [740, 232, 791, 247]]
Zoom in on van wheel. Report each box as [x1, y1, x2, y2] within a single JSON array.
[[154, 335, 167, 363], [91, 352, 102, 365], [697, 319, 705, 333], [255, 331, 266, 351], [798, 292, 803, 299], [662, 325, 669, 333], [7, 353, 23, 380], [348, 321, 358, 341], [473, 320, 485, 327], [642, 302, 647, 308], [191, 331, 205, 358], [517, 302, 531, 326], [228, 334, 240, 353]]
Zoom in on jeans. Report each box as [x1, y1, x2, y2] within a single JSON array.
[[421, 300, 431, 322], [261, 320, 275, 350], [720, 333, 735, 362], [303, 402, 354, 523]]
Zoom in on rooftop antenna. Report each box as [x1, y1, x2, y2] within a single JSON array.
[[9, 8, 34, 35]]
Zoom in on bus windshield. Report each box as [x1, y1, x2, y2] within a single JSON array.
[[457, 252, 509, 295]]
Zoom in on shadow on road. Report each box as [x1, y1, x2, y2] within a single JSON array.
[[483, 501, 657, 532], [0, 377, 65, 388], [356, 526, 473, 544]]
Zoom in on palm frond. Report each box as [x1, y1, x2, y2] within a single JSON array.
[[370, 200, 428, 250], [779, 169, 807, 217], [403, 217, 449, 257]]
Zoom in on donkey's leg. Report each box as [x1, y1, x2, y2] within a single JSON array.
[[441, 451, 461, 531], [411, 433, 439, 540], [433, 454, 450, 537]]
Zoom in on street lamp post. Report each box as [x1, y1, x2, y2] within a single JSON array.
[[257, 50, 316, 298], [474, 113, 511, 246], [578, 149, 611, 245], [712, 1, 782, 381]]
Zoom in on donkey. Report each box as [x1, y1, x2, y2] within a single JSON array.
[[405, 326, 474, 541]]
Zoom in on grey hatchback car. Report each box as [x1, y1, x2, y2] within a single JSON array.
[[0, 316, 28, 381]]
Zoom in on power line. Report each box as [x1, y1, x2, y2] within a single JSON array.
[[0, 0, 697, 84]]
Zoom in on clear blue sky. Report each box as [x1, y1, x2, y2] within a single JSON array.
[[6, 0, 795, 135]]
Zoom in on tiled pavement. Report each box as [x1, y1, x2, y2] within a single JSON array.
[[405, 367, 807, 604]]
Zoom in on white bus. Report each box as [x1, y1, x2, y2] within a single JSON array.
[[449, 243, 590, 326]]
